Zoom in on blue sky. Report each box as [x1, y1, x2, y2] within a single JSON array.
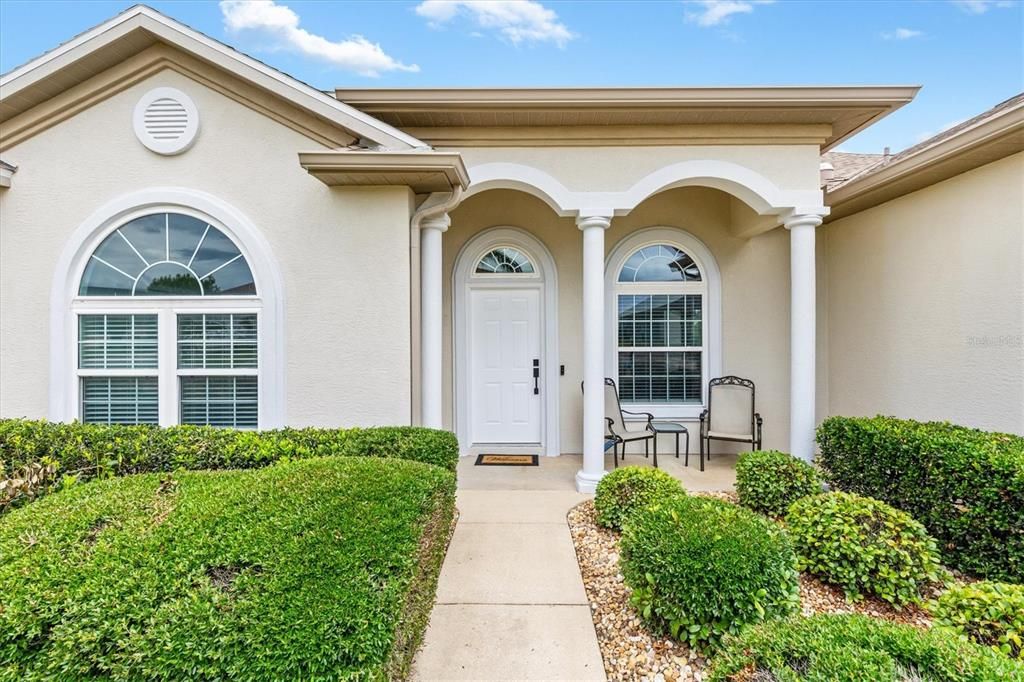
[[2, 1, 1021, 152]]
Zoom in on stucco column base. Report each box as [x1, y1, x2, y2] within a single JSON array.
[[574, 467, 607, 494]]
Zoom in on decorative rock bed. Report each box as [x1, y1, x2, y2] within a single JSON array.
[[567, 497, 933, 682]]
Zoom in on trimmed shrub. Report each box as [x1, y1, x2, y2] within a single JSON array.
[[786, 492, 943, 606], [736, 450, 822, 517], [709, 613, 1024, 682], [0, 419, 459, 510], [593, 466, 684, 530], [0, 457, 456, 681], [620, 495, 799, 650], [817, 415, 1024, 581], [929, 581, 1024, 660]]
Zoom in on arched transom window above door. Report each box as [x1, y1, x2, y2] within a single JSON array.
[[74, 211, 260, 429], [614, 241, 708, 408], [475, 247, 536, 274]]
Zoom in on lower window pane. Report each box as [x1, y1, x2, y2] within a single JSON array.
[[618, 351, 702, 404], [81, 377, 158, 425], [180, 376, 258, 428]]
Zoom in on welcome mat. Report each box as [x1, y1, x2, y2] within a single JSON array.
[[474, 454, 539, 466]]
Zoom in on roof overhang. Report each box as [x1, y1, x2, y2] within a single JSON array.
[[826, 97, 1024, 220], [298, 151, 470, 193], [0, 160, 16, 188], [335, 86, 920, 150], [0, 5, 426, 151]]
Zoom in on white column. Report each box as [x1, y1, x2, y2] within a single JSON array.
[[421, 214, 449, 429], [785, 214, 822, 462], [576, 213, 612, 493]]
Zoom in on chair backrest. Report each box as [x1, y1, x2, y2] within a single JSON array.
[[707, 376, 755, 436], [581, 377, 626, 435], [603, 378, 626, 434]]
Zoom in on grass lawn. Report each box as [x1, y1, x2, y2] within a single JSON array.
[[0, 457, 456, 681]]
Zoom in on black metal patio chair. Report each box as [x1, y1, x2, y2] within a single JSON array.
[[583, 377, 655, 468], [699, 375, 763, 461]]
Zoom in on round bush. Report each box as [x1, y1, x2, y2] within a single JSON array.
[[929, 581, 1024, 660], [620, 495, 799, 650], [786, 492, 942, 606], [736, 450, 822, 517], [593, 466, 684, 530], [709, 613, 1024, 681]]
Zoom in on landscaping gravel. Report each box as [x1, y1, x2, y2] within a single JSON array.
[[568, 497, 933, 681]]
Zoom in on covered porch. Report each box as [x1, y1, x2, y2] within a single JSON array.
[[308, 86, 919, 493], [428, 172, 824, 493]]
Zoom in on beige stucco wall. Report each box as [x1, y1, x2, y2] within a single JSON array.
[[825, 152, 1024, 434], [456, 145, 823, 194], [444, 187, 811, 454], [0, 68, 413, 427]]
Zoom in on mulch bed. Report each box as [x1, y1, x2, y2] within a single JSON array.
[[567, 497, 933, 682]]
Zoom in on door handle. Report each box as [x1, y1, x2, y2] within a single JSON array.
[[533, 358, 540, 395]]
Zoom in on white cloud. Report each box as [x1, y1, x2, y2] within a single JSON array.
[[684, 0, 775, 27], [415, 0, 575, 47], [951, 0, 1015, 14], [220, 0, 418, 77], [915, 118, 968, 143], [881, 27, 924, 40]]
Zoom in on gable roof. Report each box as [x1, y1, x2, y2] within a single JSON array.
[[825, 92, 1024, 219], [0, 4, 425, 151]]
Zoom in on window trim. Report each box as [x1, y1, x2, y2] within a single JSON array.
[[605, 227, 722, 420], [51, 189, 284, 428]]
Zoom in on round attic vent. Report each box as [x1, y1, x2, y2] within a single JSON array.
[[133, 87, 199, 155]]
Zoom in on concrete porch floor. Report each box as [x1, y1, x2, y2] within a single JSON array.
[[457, 451, 739, 492]]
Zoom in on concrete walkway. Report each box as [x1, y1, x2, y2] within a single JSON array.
[[411, 453, 738, 680], [411, 487, 605, 681]]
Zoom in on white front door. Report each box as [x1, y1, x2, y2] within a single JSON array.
[[469, 288, 542, 444]]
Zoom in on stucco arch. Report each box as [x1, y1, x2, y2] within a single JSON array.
[[618, 160, 785, 215], [464, 162, 576, 216], [464, 159, 818, 223]]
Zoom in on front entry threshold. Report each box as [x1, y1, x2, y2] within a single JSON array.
[[465, 443, 543, 456]]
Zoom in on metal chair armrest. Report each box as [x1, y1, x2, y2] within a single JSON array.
[[699, 408, 709, 437], [621, 409, 654, 425], [605, 417, 619, 439]]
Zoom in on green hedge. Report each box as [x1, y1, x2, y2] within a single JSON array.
[[1, 419, 459, 511], [593, 466, 684, 530], [709, 613, 1024, 681], [816, 416, 1024, 581], [787, 492, 942, 607], [0, 456, 456, 681], [929, 581, 1024, 660], [621, 495, 799, 650], [735, 450, 822, 517]]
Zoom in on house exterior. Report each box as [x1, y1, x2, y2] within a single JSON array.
[[1, 6, 1020, 492]]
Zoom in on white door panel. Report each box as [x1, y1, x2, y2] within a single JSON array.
[[470, 288, 542, 444]]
